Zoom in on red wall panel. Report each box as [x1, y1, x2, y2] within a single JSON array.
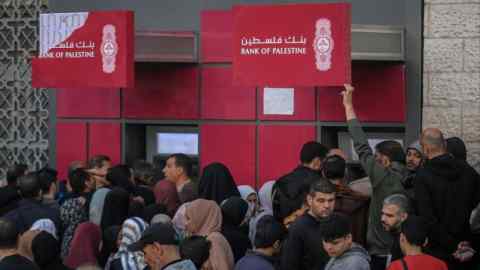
[[88, 123, 121, 165], [56, 122, 87, 181], [201, 66, 255, 120], [200, 10, 233, 63], [56, 88, 120, 118], [318, 63, 405, 122], [200, 124, 256, 187], [259, 125, 316, 186], [259, 87, 316, 121], [123, 64, 199, 119]]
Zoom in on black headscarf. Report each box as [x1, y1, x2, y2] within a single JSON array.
[[98, 225, 121, 267], [32, 231, 70, 270], [446, 137, 467, 161], [220, 196, 251, 263], [198, 163, 240, 205], [221, 197, 248, 227], [106, 165, 135, 194], [100, 187, 130, 232]]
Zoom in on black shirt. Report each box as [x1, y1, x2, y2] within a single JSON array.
[[280, 213, 334, 270], [0, 254, 39, 270], [0, 185, 20, 216]]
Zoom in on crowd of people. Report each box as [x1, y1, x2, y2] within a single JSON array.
[[0, 84, 479, 270]]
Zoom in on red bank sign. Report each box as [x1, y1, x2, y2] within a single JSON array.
[[32, 11, 134, 88], [233, 3, 351, 87]]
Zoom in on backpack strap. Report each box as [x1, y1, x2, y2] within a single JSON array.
[[400, 258, 409, 270]]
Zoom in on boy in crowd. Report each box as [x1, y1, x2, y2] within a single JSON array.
[[323, 214, 371, 270], [387, 216, 447, 270], [235, 215, 287, 270]]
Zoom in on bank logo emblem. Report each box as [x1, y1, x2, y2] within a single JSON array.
[[101, 24, 118, 74], [314, 18, 333, 71]]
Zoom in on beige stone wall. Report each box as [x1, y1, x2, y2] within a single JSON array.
[[423, 0, 480, 170]]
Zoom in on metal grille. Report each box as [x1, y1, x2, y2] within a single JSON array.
[[0, 0, 49, 181]]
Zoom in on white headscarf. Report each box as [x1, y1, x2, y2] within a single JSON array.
[[30, 218, 58, 239], [248, 181, 275, 246], [238, 185, 258, 222], [111, 217, 148, 270], [258, 180, 275, 214]]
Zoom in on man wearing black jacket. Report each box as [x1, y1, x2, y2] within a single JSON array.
[[272, 141, 329, 225], [4, 173, 61, 234], [280, 178, 337, 270], [415, 128, 480, 270]]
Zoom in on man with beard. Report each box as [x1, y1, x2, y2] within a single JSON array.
[[380, 194, 410, 262], [402, 141, 423, 200], [280, 177, 337, 270]]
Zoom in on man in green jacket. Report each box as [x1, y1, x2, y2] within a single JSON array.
[[342, 84, 408, 270]]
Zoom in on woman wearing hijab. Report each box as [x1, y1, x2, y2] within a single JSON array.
[[100, 187, 131, 232], [153, 180, 181, 217], [248, 181, 275, 246], [172, 202, 189, 240], [185, 199, 234, 270], [32, 231, 70, 270], [64, 222, 101, 269], [198, 163, 240, 205], [237, 185, 259, 224], [220, 197, 252, 263], [107, 217, 148, 270], [98, 226, 121, 268]]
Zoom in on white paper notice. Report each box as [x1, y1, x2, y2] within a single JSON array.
[[263, 87, 294, 115]]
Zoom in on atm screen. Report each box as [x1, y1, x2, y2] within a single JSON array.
[[157, 132, 198, 156]]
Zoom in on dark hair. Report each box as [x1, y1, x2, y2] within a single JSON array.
[[67, 161, 85, 179], [323, 155, 346, 180], [37, 167, 58, 193], [180, 236, 211, 269], [401, 215, 429, 246], [133, 160, 154, 185], [446, 137, 467, 161], [142, 204, 168, 224], [87, 155, 111, 170], [309, 178, 336, 195], [375, 141, 405, 164], [107, 165, 134, 193], [69, 168, 90, 194], [254, 215, 287, 248], [0, 218, 18, 249], [31, 231, 60, 268], [322, 214, 351, 243], [168, 154, 193, 178], [6, 163, 28, 185], [300, 141, 329, 164], [18, 173, 41, 198]]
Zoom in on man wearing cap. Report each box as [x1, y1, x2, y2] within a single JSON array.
[[129, 223, 197, 270], [402, 141, 423, 200]]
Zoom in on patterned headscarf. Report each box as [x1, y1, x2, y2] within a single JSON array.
[[111, 217, 148, 270]]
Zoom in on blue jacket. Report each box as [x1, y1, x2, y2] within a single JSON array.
[[4, 198, 61, 233], [235, 250, 276, 270]]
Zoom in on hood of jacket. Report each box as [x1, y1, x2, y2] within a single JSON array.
[[424, 153, 463, 182]]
